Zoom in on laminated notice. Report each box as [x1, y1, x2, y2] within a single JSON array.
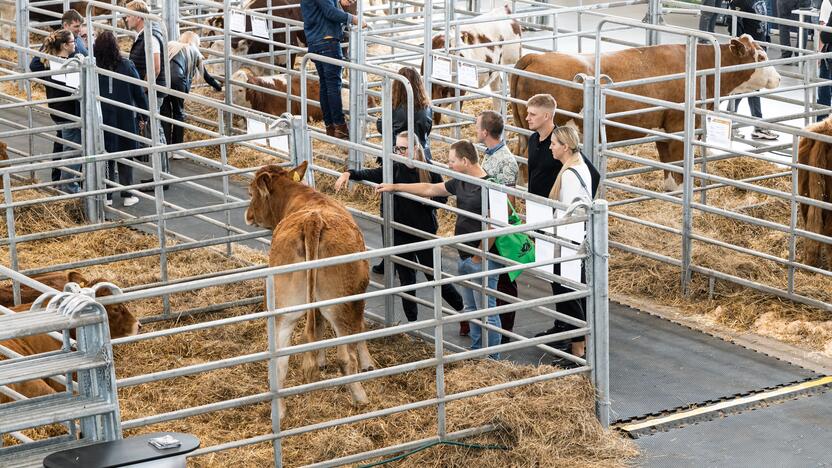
[[230, 11, 247, 32], [488, 188, 508, 224], [269, 134, 289, 151], [458, 62, 479, 88], [526, 200, 554, 234], [431, 56, 452, 82], [246, 118, 267, 145], [705, 115, 732, 149], [534, 238, 554, 275], [251, 16, 270, 38]]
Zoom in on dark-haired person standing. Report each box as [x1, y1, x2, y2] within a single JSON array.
[[94, 31, 148, 207]]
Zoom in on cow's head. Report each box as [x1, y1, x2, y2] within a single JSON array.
[[66, 272, 140, 338], [726, 34, 781, 95], [231, 68, 253, 107], [245, 162, 308, 229]]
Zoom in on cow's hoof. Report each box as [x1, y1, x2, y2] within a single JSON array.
[[361, 366, 375, 372], [662, 174, 681, 192]]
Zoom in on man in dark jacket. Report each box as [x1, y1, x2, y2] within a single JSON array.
[[125, 0, 171, 184], [301, 0, 365, 140]]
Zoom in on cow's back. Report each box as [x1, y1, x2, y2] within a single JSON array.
[[268, 200, 369, 301]]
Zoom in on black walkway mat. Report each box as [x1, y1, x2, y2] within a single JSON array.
[[610, 304, 819, 423]]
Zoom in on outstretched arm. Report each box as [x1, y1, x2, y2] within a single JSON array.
[[376, 181, 450, 197]]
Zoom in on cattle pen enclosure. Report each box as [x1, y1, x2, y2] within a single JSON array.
[[0, 0, 831, 466]]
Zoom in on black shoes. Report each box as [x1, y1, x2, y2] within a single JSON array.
[[372, 261, 384, 274], [139, 178, 169, 192]]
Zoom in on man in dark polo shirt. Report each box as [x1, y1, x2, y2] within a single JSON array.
[[377, 140, 502, 359], [525, 94, 561, 198]]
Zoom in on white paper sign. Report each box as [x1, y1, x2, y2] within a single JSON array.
[[64, 71, 80, 89], [431, 56, 452, 82], [269, 134, 289, 152], [534, 238, 554, 275], [230, 11, 247, 32], [251, 16, 270, 38], [706, 115, 732, 149], [458, 62, 478, 88], [246, 117, 267, 145], [49, 59, 66, 83], [526, 200, 554, 234], [488, 188, 508, 224], [560, 245, 581, 286]]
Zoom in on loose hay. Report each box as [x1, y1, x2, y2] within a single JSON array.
[[2, 186, 636, 467]]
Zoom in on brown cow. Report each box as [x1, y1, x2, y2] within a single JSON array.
[[797, 117, 832, 269], [0, 284, 139, 403], [245, 162, 373, 416], [231, 68, 377, 124], [510, 34, 781, 191]]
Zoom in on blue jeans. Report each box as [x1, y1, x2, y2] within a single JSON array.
[[818, 58, 831, 121], [458, 256, 501, 359], [698, 0, 718, 33], [308, 39, 345, 126], [730, 95, 763, 120], [60, 126, 82, 193]]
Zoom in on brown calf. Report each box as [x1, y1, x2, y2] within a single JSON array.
[[245, 162, 373, 416], [797, 117, 832, 269]]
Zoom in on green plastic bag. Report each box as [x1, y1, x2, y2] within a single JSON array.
[[494, 202, 536, 281]]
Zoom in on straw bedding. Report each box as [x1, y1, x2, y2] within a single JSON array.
[[0, 185, 636, 466]]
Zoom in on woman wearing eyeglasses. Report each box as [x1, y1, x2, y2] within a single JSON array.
[[375, 67, 434, 162], [335, 132, 464, 322]]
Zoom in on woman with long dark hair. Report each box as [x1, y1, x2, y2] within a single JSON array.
[[29, 29, 83, 193], [94, 30, 148, 206], [376, 66, 433, 161]]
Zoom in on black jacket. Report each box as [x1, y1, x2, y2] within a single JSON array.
[[129, 26, 167, 88], [99, 58, 149, 154], [169, 45, 222, 93], [349, 162, 446, 244], [29, 54, 81, 124], [375, 106, 433, 162]]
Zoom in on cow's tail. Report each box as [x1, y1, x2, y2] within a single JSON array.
[[510, 54, 538, 183], [302, 213, 325, 373]]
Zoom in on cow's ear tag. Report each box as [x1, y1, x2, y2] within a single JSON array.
[[292, 172, 301, 182]]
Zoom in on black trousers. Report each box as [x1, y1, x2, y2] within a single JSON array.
[[550, 261, 586, 343], [497, 273, 518, 333], [394, 238, 464, 321], [160, 94, 186, 146]]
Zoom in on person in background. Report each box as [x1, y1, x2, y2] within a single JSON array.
[[61, 10, 88, 56], [730, 0, 779, 140], [699, 0, 720, 37], [79, 24, 93, 50], [525, 94, 561, 199], [335, 131, 464, 322], [545, 126, 593, 367], [301, 0, 366, 140], [94, 31, 148, 208], [817, 0, 832, 121], [776, 0, 810, 58], [377, 140, 502, 358], [162, 31, 223, 160], [125, 0, 170, 187], [30, 29, 83, 193], [371, 65, 433, 275], [475, 110, 520, 342]]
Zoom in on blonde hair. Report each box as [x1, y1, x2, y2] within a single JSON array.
[[548, 126, 583, 200], [397, 132, 430, 183], [167, 31, 201, 60], [126, 0, 150, 14], [527, 93, 557, 113]]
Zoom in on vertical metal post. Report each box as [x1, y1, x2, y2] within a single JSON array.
[[163, 0, 179, 41], [222, 0, 233, 137], [265, 274, 283, 466], [596, 75, 610, 200], [645, 0, 661, 46], [588, 199, 609, 428], [699, 72, 709, 205], [348, 9, 364, 171], [788, 140, 798, 293], [680, 36, 697, 295], [432, 246, 447, 438], [479, 183, 489, 356], [381, 78, 395, 326], [424, 0, 434, 106], [579, 74, 597, 168], [82, 55, 105, 224], [448, 0, 461, 140], [3, 172, 20, 305], [218, 111, 232, 257], [552, 12, 558, 52]]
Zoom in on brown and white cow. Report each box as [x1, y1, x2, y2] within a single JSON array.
[[510, 34, 781, 191], [797, 117, 832, 270], [422, 4, 522, 124], [0, 278, 140, 403], [245, 162, 373, 416]]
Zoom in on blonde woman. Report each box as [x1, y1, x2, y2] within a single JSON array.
[[335, 132, 464, 322], [542, 126, 592, 364]]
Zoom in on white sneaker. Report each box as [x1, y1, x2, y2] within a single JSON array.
[[751, 128, 778, 140], [123, 196, 140, 207], [171, 154, 186, 160], [105, 198, 113, 206]]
